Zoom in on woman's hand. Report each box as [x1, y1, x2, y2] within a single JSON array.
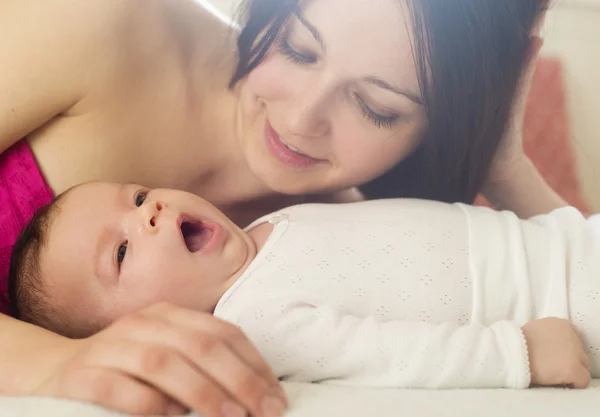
[[486, 35, 543, 186], [31, 303, 287, 417], [483, 31, 568, 218]]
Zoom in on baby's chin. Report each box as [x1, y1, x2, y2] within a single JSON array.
[[56, 306, 112, 339], [212, 236, 255, 293]]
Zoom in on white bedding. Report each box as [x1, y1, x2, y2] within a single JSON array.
[[1, 380, 598, 417]]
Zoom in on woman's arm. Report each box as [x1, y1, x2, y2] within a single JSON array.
[[483, 156, 567, 218], [0, 315, 73, 394], [0, 0, 138, 152], [484, 34, 568, 218], [1, 304, 286, 417], [0, 0, 132, 393]]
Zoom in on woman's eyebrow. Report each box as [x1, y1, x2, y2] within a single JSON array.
[[293, 10, 325, 51], [292, 11, 422, 106], [361, 76, 423, 105]]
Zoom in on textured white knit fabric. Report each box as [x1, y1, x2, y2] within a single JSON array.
[[214, 199, 600, 389]]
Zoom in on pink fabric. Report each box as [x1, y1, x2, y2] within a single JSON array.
[[0, 140, 54, 314]]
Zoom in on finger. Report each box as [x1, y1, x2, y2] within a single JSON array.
[[146, 303, 283, 391], [188, 320, 283, 394], [58, 368, 186, 416], [87, 340, 243, 417], [128, 315, 285, 417]]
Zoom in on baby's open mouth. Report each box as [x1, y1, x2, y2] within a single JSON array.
[[180, 219, 215, 253]]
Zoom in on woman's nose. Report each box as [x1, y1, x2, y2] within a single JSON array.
[[285, 81, 331, 138], [138, 200, 166, 233]]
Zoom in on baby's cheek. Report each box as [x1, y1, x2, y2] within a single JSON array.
[[143, 261, 199, 303], [124, 260, 176, 304]]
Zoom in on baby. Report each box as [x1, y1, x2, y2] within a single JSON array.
[[9, 182, 598, 390]]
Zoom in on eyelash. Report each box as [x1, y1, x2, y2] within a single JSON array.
[[135, 190, 148, 207], [278, 38, 399, 130], [278, 38, 316, 65], [354, 93, 399, 129], [117, 243, 127, 268]]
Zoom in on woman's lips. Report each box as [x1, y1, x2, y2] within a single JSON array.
[[264, 121, 320, 168]]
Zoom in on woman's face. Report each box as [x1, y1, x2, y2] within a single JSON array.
[[237, 0, 427, 195]]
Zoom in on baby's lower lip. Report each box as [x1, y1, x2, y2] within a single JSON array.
[[191, 222, 222, 254], [178, 216, 221, 253]]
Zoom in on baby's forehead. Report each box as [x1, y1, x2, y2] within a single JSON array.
[[52, 182, 123, 219], [41, 185, 107, 267], [47, 183, 92, 219], [44, 188, 82, 234]]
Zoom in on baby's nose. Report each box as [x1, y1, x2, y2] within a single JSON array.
[[140, 200, 166, 233]]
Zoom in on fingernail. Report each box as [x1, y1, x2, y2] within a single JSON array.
[[221, 401, 246, 417], [166, 401, 187, 416], [261, 395, 286, 417]]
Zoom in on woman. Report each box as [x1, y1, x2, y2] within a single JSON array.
[[0, 0, 561, 416]]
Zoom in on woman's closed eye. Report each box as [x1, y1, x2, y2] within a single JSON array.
[[278, 38, 317, 65], [277, 33, 400, 130], [354, 93, 399, 129], [278, 39, 400, 130]]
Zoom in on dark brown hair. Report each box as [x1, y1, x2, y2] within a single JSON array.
[[8, 198, 63, 327], [231, 0, 549, 203]]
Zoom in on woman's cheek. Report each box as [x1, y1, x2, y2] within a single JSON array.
[[332, 126, 381, 178], [247, 56, 301, 100], [332, 125, 412, 182]]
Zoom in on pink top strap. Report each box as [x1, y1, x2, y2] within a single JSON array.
[[0, 140, 54, 314]]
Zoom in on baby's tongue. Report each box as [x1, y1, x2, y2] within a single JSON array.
[[182, 221, 214, 252]]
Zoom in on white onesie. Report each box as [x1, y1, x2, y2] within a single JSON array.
[[213, 199, 600, 389]]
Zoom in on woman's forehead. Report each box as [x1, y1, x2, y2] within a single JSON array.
[[299, 0, 417, 78], [301, 0, 410, 40]]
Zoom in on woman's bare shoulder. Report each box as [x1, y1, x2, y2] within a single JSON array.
[[0, 0, 158, 151]]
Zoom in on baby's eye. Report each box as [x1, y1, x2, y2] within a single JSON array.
[[135, 191, 147, 207], [117, 243, 127, 266]]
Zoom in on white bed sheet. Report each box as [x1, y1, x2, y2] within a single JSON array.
[[1, 380, 598, 417]]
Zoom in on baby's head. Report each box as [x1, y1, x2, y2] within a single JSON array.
[[9, 182, 258, 338]]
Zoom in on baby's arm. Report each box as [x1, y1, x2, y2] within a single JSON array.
[[235, 301, 529, 389], [235, 301, 590, 389]]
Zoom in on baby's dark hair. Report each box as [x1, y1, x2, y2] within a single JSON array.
[[8, 195, 66, 332]]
